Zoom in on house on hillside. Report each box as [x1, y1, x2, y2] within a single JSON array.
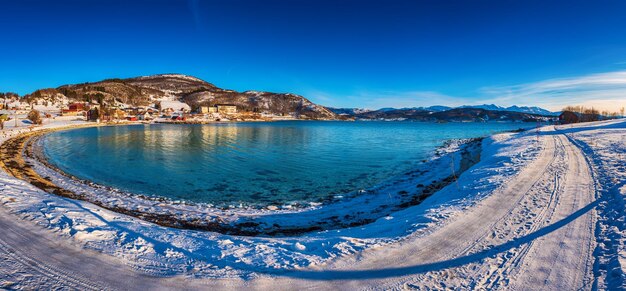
[[197, 106, 217, 114], [6, 101, 31, 111], [559, 111, 579, 124], [161, 107, 174, 117], [124, 107, 140, 116], [62, 102, 86, 116], [88, 101, 101, 111], [138, 111, 153, 121], [197, 106, 209, 114], [217, 104, 237, 114], [159, 100, 191, 113], [87, 108, 100, 121], [69, 103, 85, 111], [559, 111, 602, 124], [113, 109, 126, 119]]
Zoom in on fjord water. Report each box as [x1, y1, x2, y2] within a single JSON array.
[[43, 121, 533, 207]]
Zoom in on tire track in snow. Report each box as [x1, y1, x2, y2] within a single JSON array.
[[412, 133, 595, 290], [400, 134, 563, 289], [0, 206, 247, 290], [479, 134, 568, 287], [398, 133, 567, 289], [506, 132, 596, 290], [0, 215, 106, 290]]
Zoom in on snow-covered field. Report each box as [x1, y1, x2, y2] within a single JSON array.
[[0, 119, 624, 290]]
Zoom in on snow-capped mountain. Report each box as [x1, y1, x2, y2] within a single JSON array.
[[332, 104, 557, 118], [327, 107, 372, 115], [330, 105, 453, 115], [458, 104, 558, 116], [506, 105, 559, 116], [423, 105, 453, 112], [350, 107, 554, 122]]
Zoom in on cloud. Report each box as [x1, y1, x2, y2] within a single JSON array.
[[306, 70, 626, 112], [477, 70, 626, 111], [306, 90, 468, 110], [348, 90, 469, 109]]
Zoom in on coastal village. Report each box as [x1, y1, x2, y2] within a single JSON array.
[[0, 73, 346, 128], [0, 94, 300, 127]]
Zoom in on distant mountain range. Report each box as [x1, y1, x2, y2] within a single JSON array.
[[457, 104, 558, 116], [329, 105, 558, 122], [329, 104, 559, 122], [330, 104, 557, 116]]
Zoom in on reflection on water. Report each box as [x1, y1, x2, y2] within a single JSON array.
[[43, 121, 533, 206]]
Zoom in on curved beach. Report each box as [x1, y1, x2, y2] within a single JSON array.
[[0, 119, 624, 289], [4, 122, 484, 236]]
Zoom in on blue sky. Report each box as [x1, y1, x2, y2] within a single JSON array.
[[1, 0, 626, 111]]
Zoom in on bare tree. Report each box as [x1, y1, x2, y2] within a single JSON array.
[[27, 109, 42, 125], [0, 114, 7, 130]]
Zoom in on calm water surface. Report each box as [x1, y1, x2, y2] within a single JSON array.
[[42, 121, 534, 206]]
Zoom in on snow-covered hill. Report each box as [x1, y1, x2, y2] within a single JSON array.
[[327, 107, 372, 115], [22, 74, 339, 120]]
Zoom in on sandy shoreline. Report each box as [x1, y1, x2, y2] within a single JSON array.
[[1, 122, 484, 236]]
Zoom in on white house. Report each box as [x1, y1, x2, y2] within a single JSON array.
[[159, 100, 191, 112]]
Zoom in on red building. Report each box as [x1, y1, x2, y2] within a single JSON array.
[[68, 103, 85, 111], [62, 103, 86, 116]]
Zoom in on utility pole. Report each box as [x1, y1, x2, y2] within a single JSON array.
[[536, 120, 540, 143]]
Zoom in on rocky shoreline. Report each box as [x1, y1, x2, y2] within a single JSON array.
[[1, 124, 484, 236]]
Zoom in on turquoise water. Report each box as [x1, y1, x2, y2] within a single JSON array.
[[42, 121, 534, 206]]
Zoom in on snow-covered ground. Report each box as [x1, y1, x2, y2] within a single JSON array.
[[0, 119, 624, 290], [555, 120, 626, 290]]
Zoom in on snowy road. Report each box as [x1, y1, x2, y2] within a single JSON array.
[[1, 120, 623, 290], [262, 128, 597, 290]]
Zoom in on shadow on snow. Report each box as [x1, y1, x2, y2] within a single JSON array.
[[275, 200, 598, 280]]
